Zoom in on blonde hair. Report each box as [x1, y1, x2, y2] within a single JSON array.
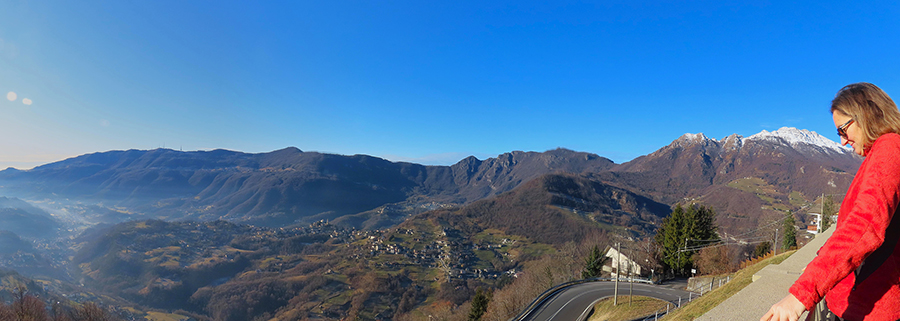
[[831, 82, 900, 151]]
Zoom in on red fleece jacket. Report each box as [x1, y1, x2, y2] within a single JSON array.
[[789, 133, 900, 321]]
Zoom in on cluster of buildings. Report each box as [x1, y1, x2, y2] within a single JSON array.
[[351, 227, 518, 281], [804, 212, 838, 234]]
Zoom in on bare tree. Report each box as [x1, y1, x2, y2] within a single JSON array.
[[481, 241, 593, 321], [3, 288, 119, 321], [695, 245, 733, 275], [13, 289, 49, 321], [73, 303, 116, 321], [0, 301, 15, 321], [51, 302, 73, 321]]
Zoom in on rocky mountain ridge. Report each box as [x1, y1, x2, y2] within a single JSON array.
[[0, 147, 614, 227], [677, 127, 848, 153], [604, 127, 859, 235], [0, 127, 867, 320], [0, 127, 861, 235]]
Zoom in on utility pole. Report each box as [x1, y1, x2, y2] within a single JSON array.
[[681, 238, 688, 275], [629, 248, 634, 306], [614, 242, 620, 306], [774, 228, 779, 256], [822, 193, 827, 231]]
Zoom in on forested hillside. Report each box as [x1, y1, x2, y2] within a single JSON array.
[[0, 148, 614, 227]]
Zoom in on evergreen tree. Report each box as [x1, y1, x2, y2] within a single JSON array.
[[656, 204, 687, 275], [468, 287, 491, 321], [822, 194, 837, 232], [654, 203, 719, 276], [581, 245, 609, 279], [754, 242, 772, 258], [782, 212, 797, 250]]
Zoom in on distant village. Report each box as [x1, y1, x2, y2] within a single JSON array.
[[346, 225, 520, 281]]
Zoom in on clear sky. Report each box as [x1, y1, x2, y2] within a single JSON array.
[[1, 1, 898, 170]]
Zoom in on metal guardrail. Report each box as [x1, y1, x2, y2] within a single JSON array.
[[510, 275, 731, 321], [695, 276, 731, 295], [632, 276, 733, 321], [630, 300, 685, 321]]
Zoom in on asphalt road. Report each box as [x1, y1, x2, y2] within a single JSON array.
[[521, 281, 696, 321]]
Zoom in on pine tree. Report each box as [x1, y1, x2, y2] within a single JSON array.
[[782, 212, 797, 250], [654, 203, 719, 276], [582, 245, 609, 279], [468, 287, 491, 321], [754, 242, 772, 258], [822, 195, 836, 232], [656, 204, 686, 275]]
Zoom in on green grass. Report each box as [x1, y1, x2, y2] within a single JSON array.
[[518, 243, 556, 257], [144, 311, 190, 321], [587, 296, 671, 321], [661, 250, 795, 321], [727, 177, 797, 211], [324, 289, 353, 306], [473, 228, 510, 243], [403, 267, 428, 281], [330, 274, 349, 283], [474, 250, 498, 268], [789, 191, 808, 207], [771, 203, 791, 211], [727, 177, 775, 194]]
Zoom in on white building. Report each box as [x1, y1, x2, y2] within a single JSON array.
[[807, 213, 838, 234], [602, 247, 644, 277]]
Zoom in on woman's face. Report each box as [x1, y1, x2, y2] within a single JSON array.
[[833, 112, 865, 156]]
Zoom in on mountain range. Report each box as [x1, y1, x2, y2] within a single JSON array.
[[0, 126, 866, 320], [0, 127, 862, 236], [599, 128, 860, 233]]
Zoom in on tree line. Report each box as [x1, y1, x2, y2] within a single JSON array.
[[654, 203, 809, 278], [0, 290, 119, 321]]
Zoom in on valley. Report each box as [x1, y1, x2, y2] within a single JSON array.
[[0, 127, 861, 320]]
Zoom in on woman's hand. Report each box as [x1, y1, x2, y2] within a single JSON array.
[[761, 294, 806, 321]]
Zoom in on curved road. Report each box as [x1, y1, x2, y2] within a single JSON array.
[[521, 282, 695, 321]]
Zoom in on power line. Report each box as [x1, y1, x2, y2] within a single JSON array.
[[679, 213, 795, 253], [679, 235, 772, 252], [670, 195, 845, 255], [727, 193, 845, 240], [728, 215, 788, 239]]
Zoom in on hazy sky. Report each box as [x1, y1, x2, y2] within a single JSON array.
[[1, 1, 898, 169]]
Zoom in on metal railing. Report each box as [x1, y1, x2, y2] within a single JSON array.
[[635, 275, 733, 321], [508, 276, 659, 321], [509, 274, 735, 321], [696, 276, 731, 295], [632, 293, 694, 321]]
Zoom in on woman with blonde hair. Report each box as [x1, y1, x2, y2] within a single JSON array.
[[763, 83, 900, 321]]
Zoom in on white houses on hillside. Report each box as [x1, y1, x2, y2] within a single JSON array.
[[602, 247, 645, 278], [806, 213, 838, 234]]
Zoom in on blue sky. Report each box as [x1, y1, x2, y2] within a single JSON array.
[[1, 1, 898, 169]]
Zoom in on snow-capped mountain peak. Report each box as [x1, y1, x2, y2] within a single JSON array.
[[671, 132, 716, 148], [747, 127, 849, 153], [681, 133, 709, 142]]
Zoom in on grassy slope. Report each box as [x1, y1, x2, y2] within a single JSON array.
[[588, 296, 670, 321], [661, 250, 795, 321], [144, 311, 191, 321]]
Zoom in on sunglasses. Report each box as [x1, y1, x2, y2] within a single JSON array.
[[837, 119, 854, 139]]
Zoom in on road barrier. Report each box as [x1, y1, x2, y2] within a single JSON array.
[[509, 275, 734, 321], [509, 277, 665, 321], [634, 276, 733, 321]]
